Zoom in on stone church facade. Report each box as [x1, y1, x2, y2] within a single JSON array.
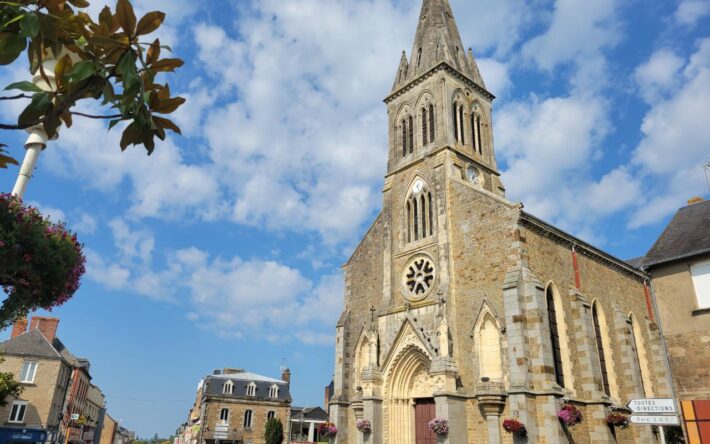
[[330, 1, 674, 443]]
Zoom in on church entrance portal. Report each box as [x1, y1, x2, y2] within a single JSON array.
[[415, 398, 436, 444]]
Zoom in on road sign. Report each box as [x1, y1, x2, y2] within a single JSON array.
[[630, 415, 680, 426], [627, 398, 676, 413]]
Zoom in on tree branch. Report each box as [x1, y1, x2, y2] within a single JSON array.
[[0, 94, 32, 101], [71, 112, 124, 120]]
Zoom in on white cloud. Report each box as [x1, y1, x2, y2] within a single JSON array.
[[28, 201, 66, 223], [108, 218, 155, 264], [477, 58, 512, 98], [634, 49, 685, 103], [85, 249, 131, 290], [628, 39, 710, 227], [73, 213, 98, 235], [675, 0, 710, 27]]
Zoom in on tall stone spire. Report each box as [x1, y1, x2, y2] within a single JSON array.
[[404, 0, 480, 85]]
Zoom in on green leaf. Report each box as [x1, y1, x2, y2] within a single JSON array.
[[69, 60, 95, 83], [67, 0, 91, 7], [108, 119, 121, 131], [18, 93, 51, 127], [19, 13, 39, 38], [1, 13, 25, 29], [135, 11, 165, 36], [0, 32, 26, 65], [117, 50, 140, 94], [4, 81, 42, 93], [115, 0, 137, 36]]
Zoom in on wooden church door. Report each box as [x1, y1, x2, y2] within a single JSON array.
[[415, 398, 437, 444]]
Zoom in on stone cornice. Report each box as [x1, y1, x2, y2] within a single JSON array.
[[384, 62, 495, 104]]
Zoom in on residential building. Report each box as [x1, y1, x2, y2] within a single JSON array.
[[113, 426, 135, 444], [632, 198, 710, 443], [99, 414, 117, 444], [290, 407, 328, 443], [82, 384, 106, 444], [330, 1, 674, 443], [188, 368, 292, 444], [0, 317, 74, 444]]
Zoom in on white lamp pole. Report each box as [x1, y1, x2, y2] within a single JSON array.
[[11, 50, 73, 199]]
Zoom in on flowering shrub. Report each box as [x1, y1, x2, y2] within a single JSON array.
[[428, 418, 449, 435], [319, 422, 337, 437], [502, 418, 527, 436], [0, 195, 85, 327], [557, 404, 583, 427], [606, 413, 630, 428], [356, 419, 372, 434]]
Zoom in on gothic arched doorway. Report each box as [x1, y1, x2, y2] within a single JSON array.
[[384, 345, 436, 444]]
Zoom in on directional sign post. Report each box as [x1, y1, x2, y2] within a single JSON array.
[[627, 398, 677, 414], [630, 415, 680, 426]]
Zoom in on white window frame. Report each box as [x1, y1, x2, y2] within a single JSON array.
[[269, 385, 279, 399], [223, 381, 234, 395], [691, 260, 710, 309], [20, 361, 37, 384], [246, 382, 256, 397], [220, 408, 229, 422], [9, 401, 28, 423], [243, 409, 253, 429]]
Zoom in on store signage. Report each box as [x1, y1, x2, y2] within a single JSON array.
[[0, 428, 48, 442], [68, 427, 82, 441], [627, 399, 676, 414], [630, 415, 680, 426]]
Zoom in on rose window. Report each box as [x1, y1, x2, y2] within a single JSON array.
[[402, 256, 436, 300]]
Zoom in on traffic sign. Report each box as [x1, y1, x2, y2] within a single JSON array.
[[630, 415, 680, 426], [627, 398, 676, 413]]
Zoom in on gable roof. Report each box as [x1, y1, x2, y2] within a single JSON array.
[[203, 371, 291, 402], [0, 329, 63, 360], [290, 406, 328, 422], [642, 200, 710, 267]]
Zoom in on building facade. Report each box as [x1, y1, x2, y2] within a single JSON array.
[[187, 368, 292, 444], [633, 198, 710, 443], [0, 317, 74, 444], [330, 1, 674, 443]]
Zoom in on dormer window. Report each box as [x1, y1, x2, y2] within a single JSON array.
[[223, 381, 234, 395], [269, 384, 279, 398], [246, 381, 257, 397]]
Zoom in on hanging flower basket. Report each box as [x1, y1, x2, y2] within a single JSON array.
[[0, 195, 85, 327], [428, 418, 449, 435], [502, 418, 527, 436], [356, 419, 372, 434], [606, 413, 630, 429], [557, 404, 583, 427], [319, 422, 338, 437]]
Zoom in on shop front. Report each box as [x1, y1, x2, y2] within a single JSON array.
[[0, 427, 48, 444]]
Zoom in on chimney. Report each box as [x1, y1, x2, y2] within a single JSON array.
[[282, 368, 291, 386], [11, 318, 28, 338], [29, 316, 60, 343], [688, 196, 704, 205]]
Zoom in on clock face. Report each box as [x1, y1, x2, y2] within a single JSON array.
[[413, 180, 424, 194], [466, 166, 478, 183]]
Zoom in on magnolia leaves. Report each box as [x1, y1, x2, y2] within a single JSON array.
[[0, 144, 19, 169], [0, 0, 185, 156]]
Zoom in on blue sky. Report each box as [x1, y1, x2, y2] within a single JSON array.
[[1, 0, 709, 438]]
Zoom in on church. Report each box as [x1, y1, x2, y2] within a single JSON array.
[[329, 1, 674, 443]]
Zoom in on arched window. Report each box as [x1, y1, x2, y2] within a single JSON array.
[[592, 303, 611, 396], [627, 316, 653, 396], [471, 105, 483, 154], [406, 180, 434, 244], [453, 103, 459, 142], [408, 115, 414, 153], [223, 381, 234, 395], [477, 313, 503, 381], [459, 106, 465, 145], [417, 47, 422, 67], [267, 411, 276, 421], [422, 107, 428, 146], [246, 381, 256, 397], [401, 120, 407, 157], [429, 104, 435, 142], [546, 287, 565, 387]]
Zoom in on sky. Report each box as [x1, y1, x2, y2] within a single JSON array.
[[0, 0, 709, 438]]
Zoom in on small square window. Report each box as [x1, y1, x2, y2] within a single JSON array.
[[20, 361, 37, 383], [9, 401, 28, 423]]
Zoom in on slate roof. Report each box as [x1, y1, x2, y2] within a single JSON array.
[[626, 257, 645, 269], [203, 371, 291, 402], [290, 407, 328, 422], [0, 329, 62, 360], [642, 200, 710, 267]]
